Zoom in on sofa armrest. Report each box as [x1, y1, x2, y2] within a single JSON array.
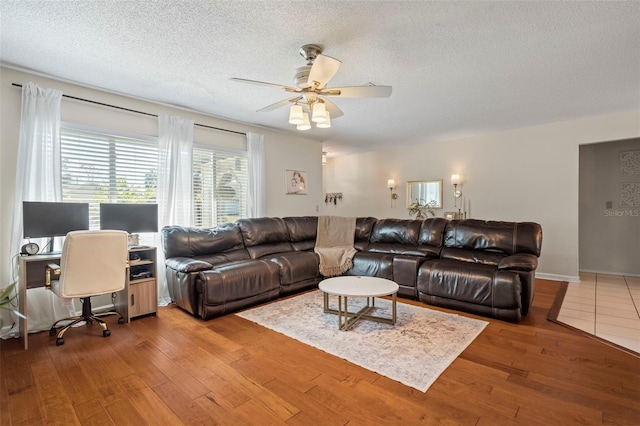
[[165, 257, 213, 273], [498, 253, 538, 271]]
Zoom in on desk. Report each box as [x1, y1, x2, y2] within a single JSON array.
[[18, 247, 157, 350]]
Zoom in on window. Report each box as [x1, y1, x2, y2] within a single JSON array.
[[61, 124, 248, 230], [60, 126, 158, 228], [193, 145, 248, 227]]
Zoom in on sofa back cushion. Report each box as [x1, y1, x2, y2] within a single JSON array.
[[355, 217, 377, 251], [444, 219, 542, 256], [283, 216, 318, 251], [418, 218, 447, 256], [238, 217, 294, 259], [366, 219, 424, 256], [161, 224, 249, 263]]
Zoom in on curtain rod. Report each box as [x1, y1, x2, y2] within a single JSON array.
[[11, 83, 247, 136]]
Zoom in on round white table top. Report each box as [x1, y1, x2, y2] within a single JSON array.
[[319, 276, 399, 297]]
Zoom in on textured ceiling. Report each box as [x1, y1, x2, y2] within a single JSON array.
[[1, 1, 639, 155]]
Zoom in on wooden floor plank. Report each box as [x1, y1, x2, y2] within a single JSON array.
[[73, 398, 115, 426], [103, 398, 147, 426], [30, 357, 81, 425], [127, 387, 185, 426], [1, 279, 639, 425], [151, 380, 216, 425]]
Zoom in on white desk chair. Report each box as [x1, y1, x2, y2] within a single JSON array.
[[46, 230, 129, 346]]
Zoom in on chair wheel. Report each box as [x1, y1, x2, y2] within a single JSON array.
[[103, 329, 111, 337], [49, 328, 57, 336], [56, 337, 64, 346], [117, 318, 125, 324]]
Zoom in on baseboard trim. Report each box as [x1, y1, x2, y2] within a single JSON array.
[[536, 272, 580, 283]]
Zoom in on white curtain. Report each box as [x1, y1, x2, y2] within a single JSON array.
[[3, 82, 74, 337], [156, 114, 194, 305], [247, 132, 266, 218]]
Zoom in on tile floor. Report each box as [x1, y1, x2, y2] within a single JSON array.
[[557, 273, 640, 353]]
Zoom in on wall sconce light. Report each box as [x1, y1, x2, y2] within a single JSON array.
[[322, 152, 327, 166], [388, 178, 397, 207], [451, 174, 463, 207]]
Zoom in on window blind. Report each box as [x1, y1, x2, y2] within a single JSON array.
[[60, 127, 158, 229], [193, 146, 248, 228], [61, 125, 248, 230]]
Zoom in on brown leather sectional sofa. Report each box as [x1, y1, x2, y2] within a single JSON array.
[[162, 217, 542, 322]]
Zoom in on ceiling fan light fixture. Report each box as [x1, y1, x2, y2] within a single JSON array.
[[232, 44, 391, 132], [296, 112, 311, 130], [316, 111, 331, 128], [311, 101, 328, 123], [288, 104, 304, 125]]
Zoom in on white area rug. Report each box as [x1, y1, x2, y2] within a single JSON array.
[[236, 290, 488, 392]]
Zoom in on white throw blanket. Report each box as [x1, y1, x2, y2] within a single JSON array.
[[314, 215, 357, 277]]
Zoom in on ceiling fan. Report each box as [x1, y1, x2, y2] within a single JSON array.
[[230, 44, 392, 130]]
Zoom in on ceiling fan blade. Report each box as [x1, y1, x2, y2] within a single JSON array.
[[321, 85, 392, 98], [307, 54, 341, 89], [230, 77, 300, 93], [322, 98, 344, 119], [257, 96, 302, 112]]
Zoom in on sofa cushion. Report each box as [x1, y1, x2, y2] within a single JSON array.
[[418, 259, 521, 310], [498, 253, 539, 271], [366, 218, 423, 255], [165, 257, 213, 273], [418, 218, 447, 256], [444, 219, 542, 256], [198, 259, 280, 305], [162, 224, 247, 260], [283, 216, 318, 251], [355, 217, 377, 251], [195, 250, 253, 267], [370, 218, 421, 245], [344, 251, 394, 280], [238, 217, 294, 259], [440, 247, 506, 266], [268, 251, 320, 285]]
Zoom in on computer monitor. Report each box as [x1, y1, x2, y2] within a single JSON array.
[[22, 201, 90, 239], [99, 203, 158, 234]]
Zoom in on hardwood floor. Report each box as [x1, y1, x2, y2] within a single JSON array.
[[2, 279, 639, 425]]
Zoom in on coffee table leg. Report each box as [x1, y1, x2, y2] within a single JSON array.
[[342, 296, 349, 330], [323, 291, 398, 330], [392, 292, 397, 324]]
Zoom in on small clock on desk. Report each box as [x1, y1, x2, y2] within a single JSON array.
[[21, 242, 39, 256]]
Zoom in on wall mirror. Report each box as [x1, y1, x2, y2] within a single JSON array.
[[406, 179, 443, 209]]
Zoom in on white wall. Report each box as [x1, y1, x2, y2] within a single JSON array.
[[0, 67, 322, 288], [323, 110, 640, 281]]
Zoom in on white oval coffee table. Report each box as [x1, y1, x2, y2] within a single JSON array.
[[319, 276, 399, 331]]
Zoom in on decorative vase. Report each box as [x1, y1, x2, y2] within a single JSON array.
[[415, 211, 425, 220]]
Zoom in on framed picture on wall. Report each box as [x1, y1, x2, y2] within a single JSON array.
[[285, 169, 308, 195]]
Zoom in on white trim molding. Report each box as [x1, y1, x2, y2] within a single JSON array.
[[535, 272, 581, 283]]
